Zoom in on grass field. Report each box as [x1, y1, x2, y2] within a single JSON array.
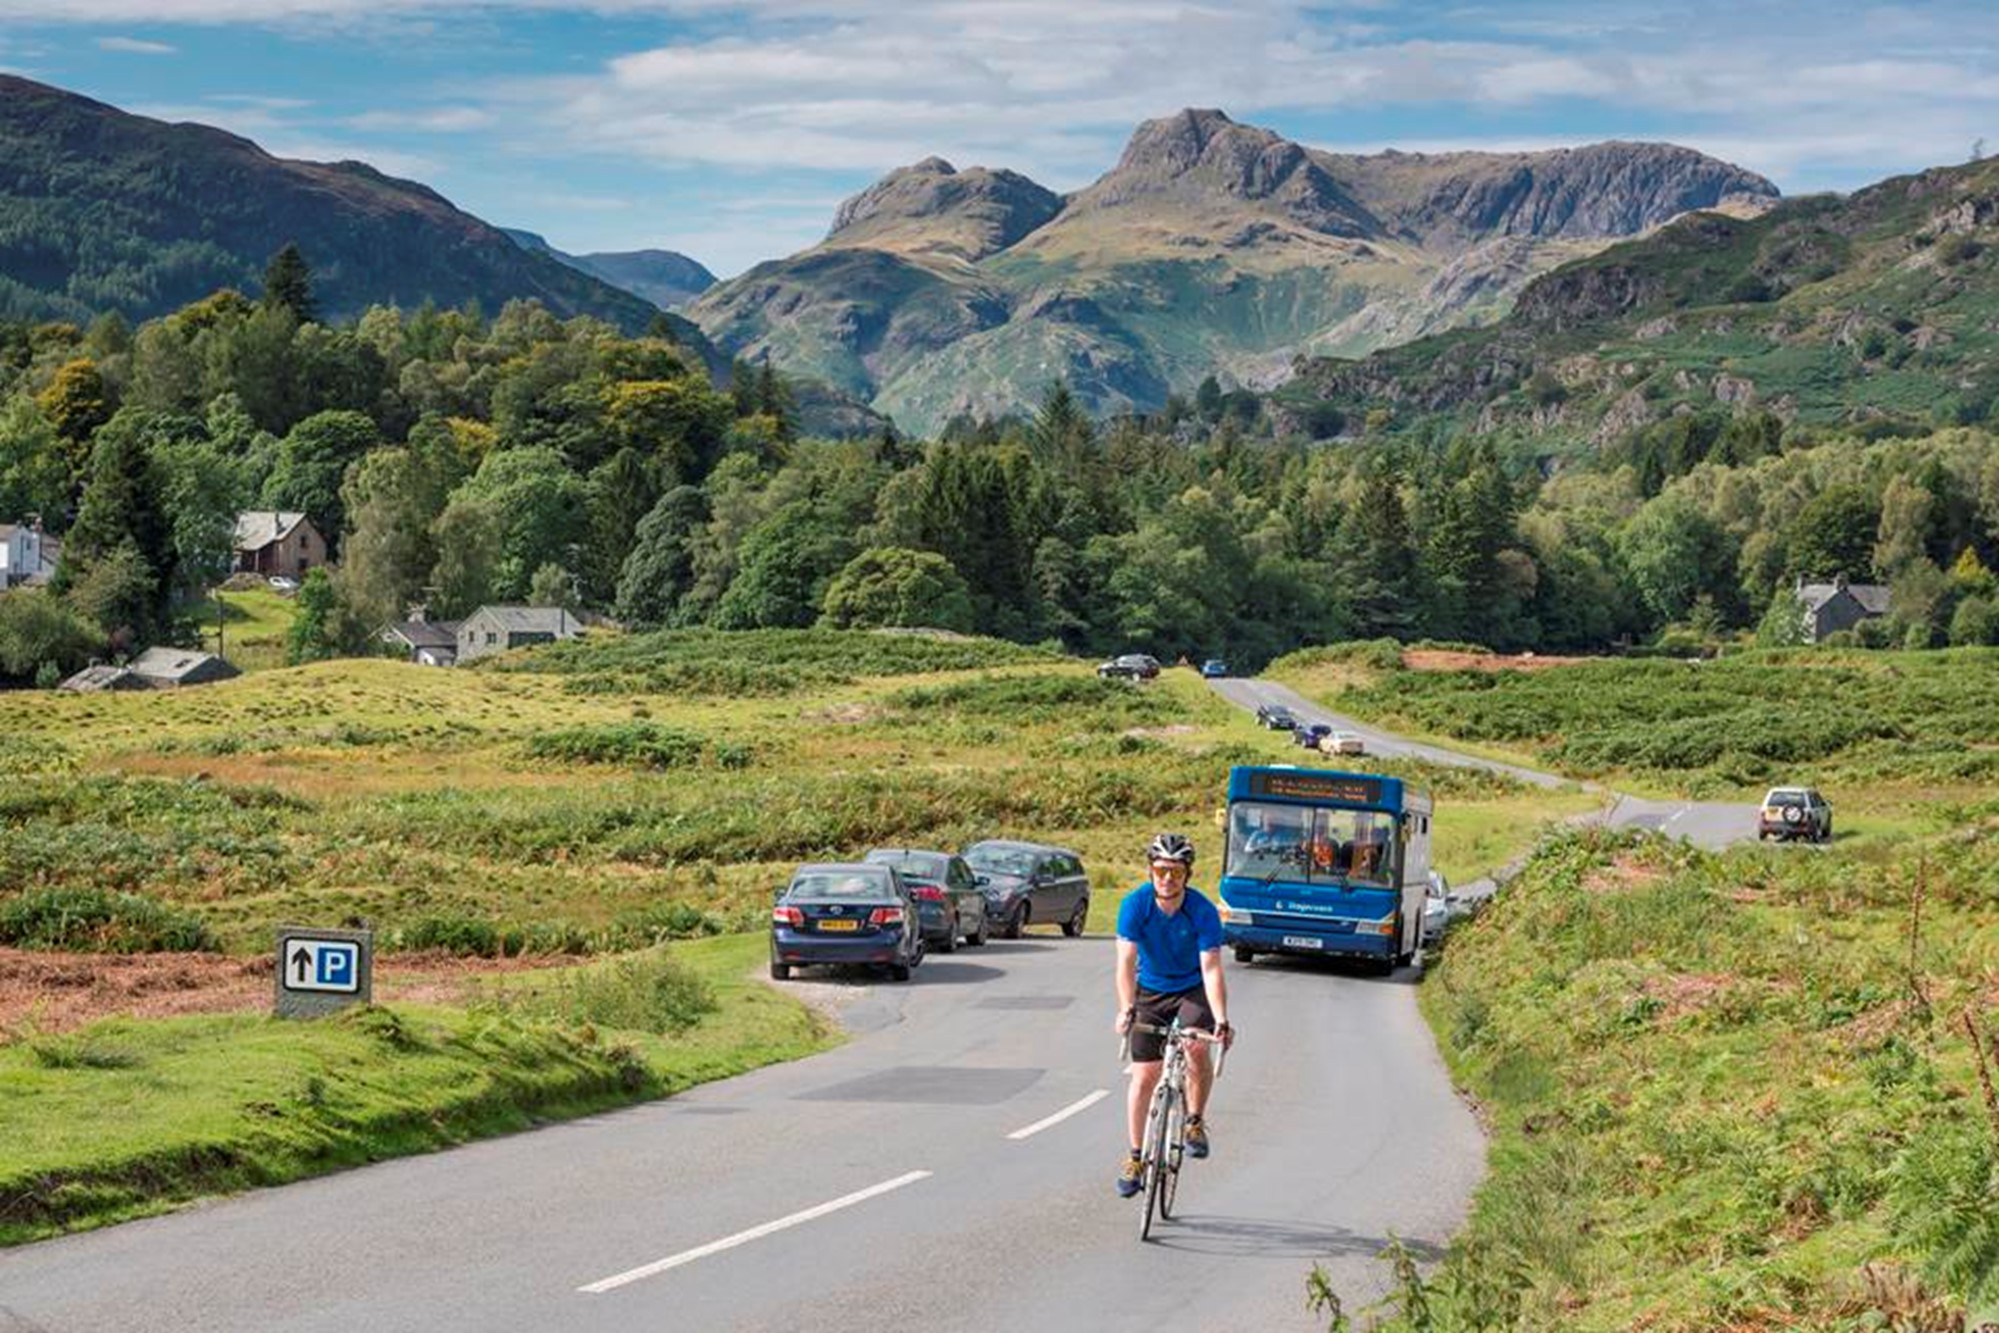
[[185, 586, 300, 673], [1339, 823, 1999, 1330], [0, 934, 834, 1243], [0, 630, 1594, 1239]]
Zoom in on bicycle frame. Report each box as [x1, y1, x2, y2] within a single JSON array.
[[1124, 1018, 1225, 1240]]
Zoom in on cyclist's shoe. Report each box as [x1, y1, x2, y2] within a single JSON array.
[[1115, 1152, 1144, 1198], [1184, 1116, 1210, 1159]]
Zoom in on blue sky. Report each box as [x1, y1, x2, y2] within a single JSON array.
[[2, 1, 1995, 276]]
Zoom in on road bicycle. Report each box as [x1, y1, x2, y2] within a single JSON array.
[[1123, 1017, 1226, 1241]]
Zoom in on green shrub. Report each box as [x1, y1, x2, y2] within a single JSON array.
[[0, 887, 215, 953], [522, 723, 723, 770], [493, 951, 718, 1035], [392, 914, 504, 957]]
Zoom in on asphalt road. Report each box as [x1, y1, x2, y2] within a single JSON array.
[[0, 676, 1756, 1333], [1, 936, 1479, 1332]]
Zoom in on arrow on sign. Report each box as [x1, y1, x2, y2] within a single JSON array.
[[291, 946, 312, 984]]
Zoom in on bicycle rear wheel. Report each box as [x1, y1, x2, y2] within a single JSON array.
[[1139, 1083, 1175, 1241]]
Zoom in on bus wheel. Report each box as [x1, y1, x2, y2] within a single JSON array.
[[1233, 945, 1255, 965]]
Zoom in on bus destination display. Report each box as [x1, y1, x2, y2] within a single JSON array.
[[1247, 771, 1384, 805]]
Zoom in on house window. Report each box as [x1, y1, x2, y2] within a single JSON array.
[[485, 632, 497, 645]]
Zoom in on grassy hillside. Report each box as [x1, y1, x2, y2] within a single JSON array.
[[1340, 824, 1999, 1329], [1281, 156, 1999, 443]]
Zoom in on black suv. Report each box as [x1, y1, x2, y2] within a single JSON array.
[[1255, 702, 1298, 730], [1096, 654, 1161, 681], [961, 840, 1092, 938]]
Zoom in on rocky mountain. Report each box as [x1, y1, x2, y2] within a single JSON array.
[[691, 109, 1777, 433], [503, 229, 717, 310], [1273, 155, 1999, 444], [0, 75, 712, 354]]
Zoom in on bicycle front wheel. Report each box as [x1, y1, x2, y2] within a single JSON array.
[[1139, 1083, 1175, 1241], [1158, 1095, 1185, 1221]]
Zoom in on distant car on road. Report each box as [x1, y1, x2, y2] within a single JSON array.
[[1255, 703, 1297, 730], [863, 848, 990, 951], [1319, 731, 1367, 757], [1200, 659, 1229, 678], [1097, 654, 1161, 681], [770, 863, 924, 982], [267, 576, 299, 593], [961, 840, 1091, 938], [1292, 722, 1332, 749], [1759, 787, 1832, 843]]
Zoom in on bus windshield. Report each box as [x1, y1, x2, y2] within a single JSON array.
[[1226, 801, 1397, 888]]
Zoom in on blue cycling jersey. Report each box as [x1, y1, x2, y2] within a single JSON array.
[[1116, 885, 1223, 993]]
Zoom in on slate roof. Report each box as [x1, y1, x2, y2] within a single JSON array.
[[1798, 580, 1891, 616], [385, 619, 462, 650], [233, 511, 311, 551], [469, 606, 578, 635], [127, 647, 236, 682]]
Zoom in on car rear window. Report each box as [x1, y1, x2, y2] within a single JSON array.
[[1766, 792, 1807, 807], [869, 852, 947, 881], [788, 872, 894, 902], [966, 847, 1036, 876]]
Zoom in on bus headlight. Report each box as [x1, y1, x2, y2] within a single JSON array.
[[1218, 899, 1251, 925]]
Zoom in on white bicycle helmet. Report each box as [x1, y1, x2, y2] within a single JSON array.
[[1146, 832, 1195, 866]]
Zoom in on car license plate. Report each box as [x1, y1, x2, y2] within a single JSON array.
[[817, 919, 859, 932], [1282, 935, 1322, 949]]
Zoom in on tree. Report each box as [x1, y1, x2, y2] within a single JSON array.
[[819, 547, 975, 631], [1620, 492, 1739, 626], [336, 447, 443, 629], [261, 410, 381, 544], [1755, 588, 1808, 646], [35, 358, 114, 479], [63, 543, 158, 655], [52, 411, 177, 637], [286, 566, 346, 663], [0, 396, 69, 525], [429, 495, 503, 619], [0, 588, 101, 684], [262, 243, 318, 323], [615, 485, 708, 627], [712, 499, 856, 629], [1785, 484, 1880, 582], [527, 561, 582, 612], [452, 446, 592, 600], [1334, 471, 1420, 639], [1949, 596, 1999, 646]]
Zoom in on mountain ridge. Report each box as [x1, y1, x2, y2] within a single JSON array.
[[0, 74, 715, 361], [690, 109, 1778, 431]]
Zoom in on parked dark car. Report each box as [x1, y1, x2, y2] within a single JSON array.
[[1292, 721, 1332, 749], [864, 848, 990, 951], [1255, 702, 1297, 730], [1096, 654, 1161, 681], [1759, 787, 1832, 843], [961, 840, 1091, 939], [770, 862, 924, 982]]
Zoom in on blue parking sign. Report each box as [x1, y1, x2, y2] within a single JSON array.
[[317, 946, 355, 988]]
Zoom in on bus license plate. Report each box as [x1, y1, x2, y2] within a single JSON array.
[[1282, 935, 1321, 949]]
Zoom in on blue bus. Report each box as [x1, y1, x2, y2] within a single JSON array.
[[1216, 765, 1433, 972]]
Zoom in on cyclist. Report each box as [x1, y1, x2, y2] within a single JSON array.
[[1113, 832, 1234, 1198]]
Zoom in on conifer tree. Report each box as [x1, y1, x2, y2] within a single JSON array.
[[261, 243, 318, 323]]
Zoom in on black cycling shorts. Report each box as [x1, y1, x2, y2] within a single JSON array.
[[1129, 985, 1216, 1063]]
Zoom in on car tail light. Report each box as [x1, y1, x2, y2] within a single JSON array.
[[909, 885, 946, 902], [869, 906, 906, 926], [772, 905, 803, 927]]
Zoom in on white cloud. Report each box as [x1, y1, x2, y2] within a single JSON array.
[[96, 35, 178, 53]]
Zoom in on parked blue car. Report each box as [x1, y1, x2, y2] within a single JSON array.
[[770, 862, 924, 982], [1200, 659, 1229, 678]]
